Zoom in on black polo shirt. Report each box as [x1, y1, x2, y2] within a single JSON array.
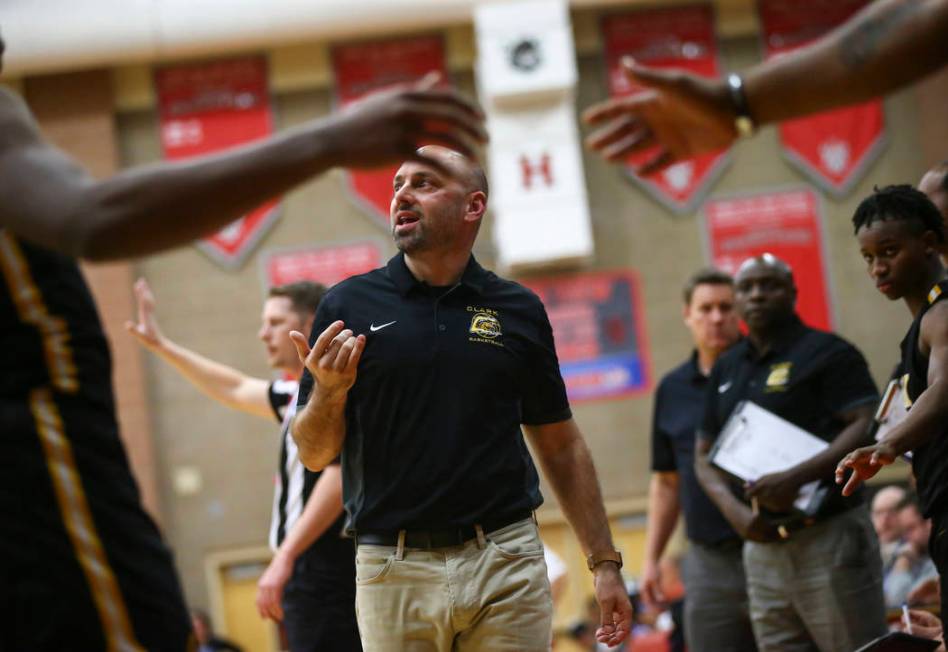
[[698, 316, 878, 516], [652, 353, 740, 546], [296, 253, 572, 532]]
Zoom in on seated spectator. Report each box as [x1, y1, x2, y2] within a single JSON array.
[[873, 485, 908, 571], [884, 496, 940, 609]]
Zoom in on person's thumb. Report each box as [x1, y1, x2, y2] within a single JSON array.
[[289, 330, 311, 362]]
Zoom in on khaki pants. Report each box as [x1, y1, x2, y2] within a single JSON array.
[[355, 518, 552, 651]]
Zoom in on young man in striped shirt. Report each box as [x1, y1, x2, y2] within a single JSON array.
[[128, 278, 360, 651]]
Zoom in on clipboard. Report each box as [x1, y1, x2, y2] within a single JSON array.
[[853, 631, 940, 651], [874, 378, 913, 461], [709, 401, 829, 515]]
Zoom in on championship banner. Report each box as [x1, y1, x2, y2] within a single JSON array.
[[260, 240, 383, 288], [759, 0, 885, 196], [156, 56, 280, 269], [703, 188, 834, 330], [331, 35, 449, 229], [601, 5, 730, 214], [523, 271, 651, 403]]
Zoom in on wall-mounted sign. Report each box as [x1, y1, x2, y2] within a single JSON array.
[[260, 240, 383, 288], [331, 35, 449, 229], [523, 271, 651, 402], [758, 0, 885, 196], [155, 56, 280, 269], [704, 188, 835, 330], [601, 5, 730, 214]]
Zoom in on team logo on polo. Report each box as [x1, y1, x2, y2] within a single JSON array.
[[467, 306, 503, 347], [766, 362, 792, 391], [470, 312, 501, 338]]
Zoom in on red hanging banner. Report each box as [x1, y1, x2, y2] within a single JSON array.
[[331, 35, 449, 229], [703, 188, 834, 331], [758, 0, 886, 196], [155, 56, 280, 269], [260, 240, 383, 288], [601, 5, 730, 214]]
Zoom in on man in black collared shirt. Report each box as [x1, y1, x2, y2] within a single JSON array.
[[694, 254, 885, 652], [289, 146, 631, 651], [643, 268, 755, 652]]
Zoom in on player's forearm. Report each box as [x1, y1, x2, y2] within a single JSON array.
[[745, 0, 948, 126], [64, 118, 344, 261], [884, 379, 948, 456], [788, 409, 875, 485], [644, 474, 680, 566], [535, 435, 616, 555], [147, 338, 270, 417], [291, 389, 347, 471], [274, 465, 345, 562]]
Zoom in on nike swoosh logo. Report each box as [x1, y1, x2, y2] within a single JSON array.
[[718, 381, 733, 394], [369, 320, 396, 332]]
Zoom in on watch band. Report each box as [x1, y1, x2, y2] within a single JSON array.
[[586, 549, 623, 571], [726, 73, 756, 138]]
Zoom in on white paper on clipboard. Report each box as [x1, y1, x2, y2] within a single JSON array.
[[710, 401, 828, 511], [875, 378, 910, 440]]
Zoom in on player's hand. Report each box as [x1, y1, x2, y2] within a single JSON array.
[[735, 508, 780, 543], [835, 442, 898, 496], [583, 57, 735, 175], [745, 471, 799, 513], [323, 72, 487, 173], [639, 560, 665, 611], [290, 321, 364, 398], [256, 553, 294, 622], [124, 277, 165, 350], [593, 562, 632, 647]]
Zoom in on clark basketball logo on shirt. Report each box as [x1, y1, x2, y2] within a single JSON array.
[[765, 362, 792, 392], [467, 305, 503, 346]]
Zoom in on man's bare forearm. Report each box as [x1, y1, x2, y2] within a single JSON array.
[[530, 426, 615, 555], [64, 120, 342, 260], [746, 0, 948, 125], [274, 465, 345, 563], [644, 473, 680, 567], [787, 408, 875, 486], [694, 439, 752, 532], [884, 379, 948, 456], [291, 388, 347, 472], [145, 337, 272, 418]]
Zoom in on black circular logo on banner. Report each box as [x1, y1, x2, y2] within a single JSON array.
[[508, 38, 542, 72]]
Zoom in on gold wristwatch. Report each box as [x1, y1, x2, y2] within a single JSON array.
[[586, 550, 623, 571]]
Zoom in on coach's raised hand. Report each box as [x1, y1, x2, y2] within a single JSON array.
[[289, 321, 364, 471], [290, 320, 365, 398]]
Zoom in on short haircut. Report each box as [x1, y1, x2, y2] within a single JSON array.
[[417, 145, 489, 197], [852, 184, 946, 243], [267, 281, 327, 317], [682, 268, 734, 305]]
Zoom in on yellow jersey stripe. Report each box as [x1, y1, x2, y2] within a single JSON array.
[[0, 231, 79, 393], [30, 387, 145, 652], [929, 284, 943, 305]]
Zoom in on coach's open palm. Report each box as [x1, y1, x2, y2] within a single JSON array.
[[290, 320, 364, 398]]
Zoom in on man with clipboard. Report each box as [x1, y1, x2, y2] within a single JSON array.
[[694, 254, 886, 652]]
